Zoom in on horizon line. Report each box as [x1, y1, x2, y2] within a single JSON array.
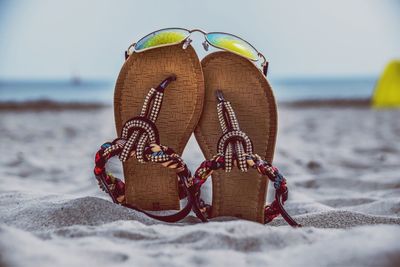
[[0, 75, 379, 84]]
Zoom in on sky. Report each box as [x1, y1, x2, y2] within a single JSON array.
[[0, 0, 399, 80]]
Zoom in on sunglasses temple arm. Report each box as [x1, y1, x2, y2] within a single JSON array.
[[258, 52, 269, 77], [263, 62, 269, 77]]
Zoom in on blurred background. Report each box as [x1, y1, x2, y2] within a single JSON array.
[[1, 0, 399, 103], [1, 3, 400, 266]]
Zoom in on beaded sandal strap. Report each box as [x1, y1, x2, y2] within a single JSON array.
[[192, 90, 301, 227], [93, 76, 196, 223]]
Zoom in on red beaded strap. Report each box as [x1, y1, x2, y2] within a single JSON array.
[[192, 154, 300, 226], [191, 90, 301, 227], [93, 76, 196, 223], [94, 140, 194, 222]]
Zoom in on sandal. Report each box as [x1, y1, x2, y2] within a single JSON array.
[[94, 43, 204, 222], [193, 52, 300, 226], [94, 76, 202, 222], [113, 44, 204, 212]]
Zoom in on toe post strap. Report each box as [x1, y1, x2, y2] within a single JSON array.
[[156, 75, 176, 92], [215, 90, 253, 172]]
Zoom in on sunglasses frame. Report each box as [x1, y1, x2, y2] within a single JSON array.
[[126, 27, 268, 75]]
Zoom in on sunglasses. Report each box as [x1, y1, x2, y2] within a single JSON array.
[[125, 28, 269, 76]]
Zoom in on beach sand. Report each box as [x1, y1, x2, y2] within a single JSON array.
[[1, 103, 400, 267]]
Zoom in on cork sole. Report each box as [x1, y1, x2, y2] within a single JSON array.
[[114, 44, 204, 211], [195, 52, 277, 223]]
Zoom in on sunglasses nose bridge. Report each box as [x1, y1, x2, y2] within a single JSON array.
[[189, 28, 207, 35]]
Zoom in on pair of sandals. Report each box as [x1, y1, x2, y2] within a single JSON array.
[[94, 43, 300, 227]]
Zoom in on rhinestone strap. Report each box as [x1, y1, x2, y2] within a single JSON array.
[[215, 90, 254, 172], [94, 141, 192, 203]]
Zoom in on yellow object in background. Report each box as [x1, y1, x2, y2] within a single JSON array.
[[372, 60, 400, 108]]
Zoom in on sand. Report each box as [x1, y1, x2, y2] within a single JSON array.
[[1, 104, 400, 267]]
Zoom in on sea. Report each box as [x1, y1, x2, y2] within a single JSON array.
[[0, 77, 376, 104]]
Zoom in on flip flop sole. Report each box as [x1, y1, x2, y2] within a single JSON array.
[[195, 52, 277, 223], [114, 44, 204, 211]]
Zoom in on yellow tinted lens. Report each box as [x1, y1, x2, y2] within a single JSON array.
[[206, 33, 258, 61], [135, 28, 189, 51]]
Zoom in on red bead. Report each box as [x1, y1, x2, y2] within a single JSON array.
[[95, 152, 101, 162], [94, 166, 103, 175]]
